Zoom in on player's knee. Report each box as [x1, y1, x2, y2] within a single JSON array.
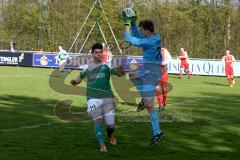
[[156, 85, 161, 91], [106, 124, 114, 129], [94, 118, 103, 124], [146, 105, 155, 111], [143, 98, 154, 107], [104, 112, 115, 126]]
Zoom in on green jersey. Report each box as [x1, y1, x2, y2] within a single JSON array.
[[80, 62, 116, 100], [58, 49, 68, 60]]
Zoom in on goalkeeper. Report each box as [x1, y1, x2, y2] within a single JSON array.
[[122, 8, 164, 148], [70, 43, 125, 152]]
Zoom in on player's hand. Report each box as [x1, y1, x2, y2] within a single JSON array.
[[124, 19, 132, 26], [131, 10, 137, 25], [117, 65, 126, 77], [70, 79, 78, 86]]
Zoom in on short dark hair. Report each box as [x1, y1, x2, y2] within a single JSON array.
[[92, 43, 103, 52], [138, 20, 154, 33], [226, 48, 231, 52]]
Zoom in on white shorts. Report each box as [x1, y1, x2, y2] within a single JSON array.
[[87, 98, 115, 120], [59, 59, 67, 71]]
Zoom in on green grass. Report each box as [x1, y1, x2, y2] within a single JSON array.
[[0, 66, 240, 160]]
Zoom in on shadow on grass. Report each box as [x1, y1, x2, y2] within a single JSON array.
[[159, 92, 240, 155], [0, 92, 240, 160], [0, 95, 91, 129], [203, 82, 228, 86], [112, 91, 240, 159], [0, 95, 59, 129]]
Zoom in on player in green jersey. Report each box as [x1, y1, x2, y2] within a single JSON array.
[[58, 45, 70, 77], [70, 43, 125, 152]]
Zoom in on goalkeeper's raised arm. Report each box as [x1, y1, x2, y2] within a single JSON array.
[[121, 8, 141, 38]]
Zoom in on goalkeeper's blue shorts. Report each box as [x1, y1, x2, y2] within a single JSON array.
[[131, 62, 162, 98]]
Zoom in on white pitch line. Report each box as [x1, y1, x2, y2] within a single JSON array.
[[0, 75, 51, 78], [0, 121, 66, 132], [0, 75, 33, 78]]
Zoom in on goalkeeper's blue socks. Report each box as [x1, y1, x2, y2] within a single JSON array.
[[94, 124, 105, 144], [149, 109, 161, 136]]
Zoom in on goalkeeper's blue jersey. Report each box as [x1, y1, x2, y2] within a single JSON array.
[[124, 24, 162, 64]]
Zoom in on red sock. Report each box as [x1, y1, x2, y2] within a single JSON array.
[[162, 93, 167, 104], [156, 90, 163, 106], [180, 69, 183, 77], [187, 70, 191, 77], [227, 79, 231, 85]]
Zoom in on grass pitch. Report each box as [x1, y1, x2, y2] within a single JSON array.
[[0, 66, 240, 160]]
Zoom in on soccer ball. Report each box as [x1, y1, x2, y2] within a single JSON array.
[[129, 59, 138, 71]]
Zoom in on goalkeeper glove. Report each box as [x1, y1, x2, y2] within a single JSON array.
[[124, 19, 132, 26], [131, 10, 137, 25], [121, 8, 137, 26]]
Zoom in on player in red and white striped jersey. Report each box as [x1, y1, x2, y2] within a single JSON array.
[[222, 49, 236, 87], [156, 48, 172, 109], [178, 47, 191, 78]]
